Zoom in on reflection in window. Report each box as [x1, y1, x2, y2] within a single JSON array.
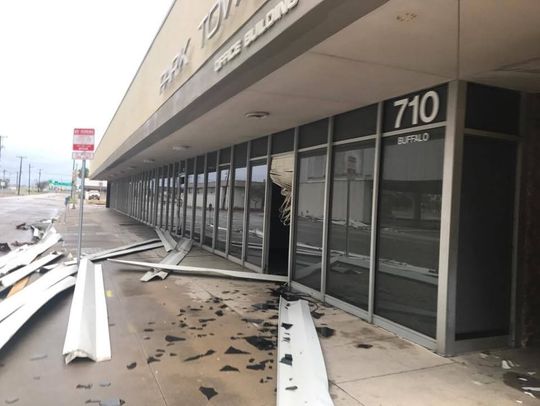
[[216, 167, 230, 252], [326, 142, 375, 309], [176, 171, 185, 235], [185, 168, 194, 238], [193, 161, 204, 242], [230, 166, 246, 258], [375, 128, 444, 338], [204, 169, 217, 246], [246, 161, 267, 267], [293, 150, 327, 291]]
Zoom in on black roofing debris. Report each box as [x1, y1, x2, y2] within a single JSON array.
[[4, 397, 19, 404], [280, 354, 293, 366], [165, 335, 185, 342], [220, 365, 239, 372], [146, 356, 160, 364], [316, 326, 336, 338], [0, 243, 10, 253], [225, 346, 250, 355], [356, 343, 373, 349], [281, 322, 293, 330], [184, 349, 216, 362], [76, 384, 93, 390], [247, 359, 272, 371], [244, 336, 276, 351], [199, 386, 218, 401]]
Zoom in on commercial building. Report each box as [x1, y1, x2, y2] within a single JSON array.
[[91, 0, 540, 355]]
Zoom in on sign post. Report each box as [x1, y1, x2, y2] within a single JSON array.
[[72, 128, 95, 265]]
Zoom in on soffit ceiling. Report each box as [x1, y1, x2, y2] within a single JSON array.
[[103, 0, 540, 179]]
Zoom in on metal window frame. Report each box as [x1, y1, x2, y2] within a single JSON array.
[[201, 154, 209, 246], [262, 135, 272, 273], [212, 150, 221, 251], [436, 80, 466, 355], [288, 128, 299, 285], [225, 146, 235, 256], [320, 118, 333, 295], [182, 160, 189, 237], [241, 142, 252, 265], [191, 156, 199, 242], [160, 166, 166, 228]]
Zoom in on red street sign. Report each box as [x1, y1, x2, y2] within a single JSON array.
[[73, 128, 95, 152]]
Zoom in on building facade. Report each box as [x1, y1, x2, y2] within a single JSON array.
[[92, 0, 540, 355]]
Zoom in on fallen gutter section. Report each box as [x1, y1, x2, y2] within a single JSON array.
[[0, 251, 63, 288], [109, 258, 288, 283], [141, 238, 193, 282], [277, 298, 334, 406], [63, 259, 111, 363]]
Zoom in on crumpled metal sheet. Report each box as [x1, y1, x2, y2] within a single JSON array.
[[0, 264, 77, 322], [109, 258, 288, 283], [64, 239, 163, 265], [277, 298, 333, 406], [0, 276, 76, 351], [0, 251, 63, 288], [63, 259, 111, 363], [155, 228, 177, 252], [0, 227, 62, 275], [140, 238, 193, 282]]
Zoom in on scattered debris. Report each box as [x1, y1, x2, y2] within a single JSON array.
[[155, 228, 177, 252], [220, 365, 239, 372], [199, 386, 218, 401], [244, 336, 275, 351], [5, 397, 19, 404], [356, 343, 373, 349], [16, 223, 27, 230], [64, 239, 163, 266], [126, 362, 137, 370], [225, 346, 250, 355], [184, 349, 215, 362], [147, 356, 160, 364], [165, 335, 185, 343], [76, 384, 93, 390], [316, 326, 336, 338], [0, 243, 10, 253], [502, 360, 513, 370], [30, 353, 48, 361], [0, 251, 63, 288], [63, 260, 111, 363]]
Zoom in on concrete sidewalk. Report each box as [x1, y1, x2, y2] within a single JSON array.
[[0, 200, 538, 405]]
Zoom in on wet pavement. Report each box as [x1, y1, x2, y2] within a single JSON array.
[[0, 194, 538, 405]]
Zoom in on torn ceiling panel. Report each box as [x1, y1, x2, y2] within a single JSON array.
[[140, 238, 193, 282]]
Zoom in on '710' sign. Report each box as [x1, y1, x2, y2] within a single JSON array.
[[383, 85, 447, 132]]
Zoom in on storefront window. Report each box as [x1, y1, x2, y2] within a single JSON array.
[[184, 160, 194, 238], [216, 166, 230, 252], [246, 160, 267, 267], [230, 144, 247, 259], [293, 150, 327, 291], [375, 128, 444, 338], [326, 141, 375, 309], [193, 157, 204, 242], [204, 153, 217, 247]]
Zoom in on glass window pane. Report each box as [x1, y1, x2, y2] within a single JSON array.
[[193, 157, 204, 241], [176, 163, 185, 234], [251, 136, 268, 158], [375, 127, 444, 338], [326, 141, 375, 309], [185, 160, 194, 238], [204, 167, 217, 247], [299, 119, 328, 149], [246, 160, 267, 267], [333, 104, 378, 142], [216, 166, 230, 252], [455, 136, 516, 340], [230, 166, 246, 258], [293, 150, 327, 291], [272, 129, 294, 154]]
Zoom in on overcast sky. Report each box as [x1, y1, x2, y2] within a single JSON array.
[[0, 0, 174, 185]]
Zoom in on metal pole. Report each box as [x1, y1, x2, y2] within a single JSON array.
[[70, 159, 75, 202], [38, 169, 42, 192], [16, 156, 25, 195], [0, 135, 7, 161], [345, 176, 350, 257], [76, 159, 86, 265], [27, 163, 31, 194]]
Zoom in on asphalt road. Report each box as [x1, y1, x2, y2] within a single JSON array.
[[0, 193, 66, 248]]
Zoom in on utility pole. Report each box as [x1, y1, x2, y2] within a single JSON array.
[[16, 156, 25, 195], [38, 169, 42, 192], [0, 135, 7, 161], [28, 163, 32, 194], [1, 169, 5, 191]]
